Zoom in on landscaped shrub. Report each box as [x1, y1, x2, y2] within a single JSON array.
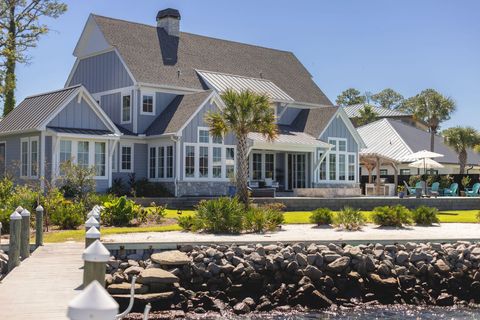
[[137, 202, 167, 224], [41, 187, 66, 231], [412, 206, 439, 225], [58, 161, 96, 202], [309, 208, 333, 226], [108, 178, 128, 196], [0, 208, 11, 233], [244, 204, 284, 233], [334, 207, 365, 230], [50, 201, 85, 230], [0, 176, 14, 204], [177, 215, 196, 231], [371, 205, 412, 227], [102, 196, 142, 226], [194, 197, 244, 233]]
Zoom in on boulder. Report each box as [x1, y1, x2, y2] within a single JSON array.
[[124, 266, 144, 275], [396, 251, 409, 264], [326, 257, 350, 273], [436, 293, 454, 306], [434, 259, 451, 273], [107, 282, 148, 294], [233, 302, 250, 314], [369, 273, 398, 290], [304, 265, 323, 280], [137, 268, 179, 284], [150, 250, 191, 265]]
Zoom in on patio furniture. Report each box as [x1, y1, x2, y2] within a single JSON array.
[[443, 183, 459, 196], [429, 182, 440, 198], [403, 181, 422, 197], [465, 183, 480, 197]]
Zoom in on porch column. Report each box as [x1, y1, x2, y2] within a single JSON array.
[[375, 156, 381, 195], [390, 163, 398, 194]]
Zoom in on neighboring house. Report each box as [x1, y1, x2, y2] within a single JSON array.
[[358, 118, 480, 177], [0, 8, 364, 197], [343, 103, 427, 130]]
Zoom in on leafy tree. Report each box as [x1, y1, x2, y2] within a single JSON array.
[[356, 104, 378, 126], [399, 89, 456, 151], [0, 0, 67, 116], [205, 89, 277, 205], [442, 126, 480, 174], [371, 88, 404, 109], [335, 88, 366, 106]]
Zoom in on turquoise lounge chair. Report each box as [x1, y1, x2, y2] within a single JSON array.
[[403, 181, 423, 197], [429, 182, 440, 197], [465, 183, 480, 197], [443, 183, 459, 196]]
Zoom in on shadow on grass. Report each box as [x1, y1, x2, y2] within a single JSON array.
[[438, 212, 459, 216], [311, 225, 333, 230]]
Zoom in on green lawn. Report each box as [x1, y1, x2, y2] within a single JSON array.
[[41, 209, 478, 243], [284, 210, 480, 224]]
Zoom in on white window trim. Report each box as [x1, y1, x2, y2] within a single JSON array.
[[324, 138, 355, 183], [111, 144, 117, 172], [183, 142, 236, 182], [119, 143, 134, 173], [20, 136, 39, 179], [140, 92, 156, 115], [147, 143, 175, 181], [56, 138, 108, 180], [249, 151, 276, 181], [120, 92, 132, 124]]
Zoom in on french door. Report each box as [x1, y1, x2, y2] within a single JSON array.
[[286, 153, 307, 190]]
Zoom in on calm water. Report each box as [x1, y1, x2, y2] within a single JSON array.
[[192, 306, 480, 319]]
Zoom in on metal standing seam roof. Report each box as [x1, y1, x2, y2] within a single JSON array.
[[248, 126, 331, 148], [358, 118, 480, 165], [47, 126, 114, 136], [196, 70, 294, 103], [343, 104, 410, 118], [92, 14, 333, 106], [0, 85, 81, 134]]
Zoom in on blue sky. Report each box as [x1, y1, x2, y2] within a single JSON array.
[[16, 0, 480, 129]]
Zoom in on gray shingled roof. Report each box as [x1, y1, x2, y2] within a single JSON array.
[[146, 91, 212, 136], [343, 104, 410, 118], [92, 14, 332, 106], [358, 119, 480, 165], [0, 85, 81, 134], [290, 106, 339, 138]]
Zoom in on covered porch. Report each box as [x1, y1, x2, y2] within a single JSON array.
[[246, 128, 331, 194], [360, 152, 400, 196]]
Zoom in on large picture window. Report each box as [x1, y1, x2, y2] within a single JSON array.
[[323, 138, 356, 182], [58, 139, 108, 177], [250, 152, 275, 181], [148, 144, 174, 180]]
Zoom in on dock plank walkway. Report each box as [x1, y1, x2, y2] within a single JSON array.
[[0, 242, 84, 320]]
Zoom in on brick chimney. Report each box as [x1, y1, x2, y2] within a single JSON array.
[[156, 8, 181, 37]]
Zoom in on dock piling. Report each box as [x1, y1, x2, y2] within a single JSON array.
[[82, 239, 110, 287], [20, 209, 31, 260], [7, 211, 22, 271], [35, 205, 44, 247]]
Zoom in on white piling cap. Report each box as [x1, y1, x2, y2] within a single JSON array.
[[10, 211, 22, 220], [16, 206, 24, 213], [87, 210, 100, 219], [67, 280, 119, 320], [21, 209, 30, 217], [85, 216, 100, 228], [36, 205, 44, 212], [86, 226, 101, 239], [82, 240, 110, 262]]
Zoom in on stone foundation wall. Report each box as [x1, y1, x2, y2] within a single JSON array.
[[177, 181, 229, 197]]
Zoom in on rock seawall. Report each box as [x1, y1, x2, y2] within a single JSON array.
[[107, 241, 480, 315]]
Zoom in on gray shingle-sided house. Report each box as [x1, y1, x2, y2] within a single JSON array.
[[0, 8, 365, 197]]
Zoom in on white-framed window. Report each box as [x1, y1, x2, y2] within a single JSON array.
[[94, 142, 106, 177], [226, 147, 235, 179], [77, 141, 90, 170], [57, 139, 108, 178], [400, 169, 411, 175], [20, 136, 39, 179], [148, 144, 174, 180], [321, 138, 357, 182], [249, 151, 275, 181], [141, 93, 155, 115], [121, 93, 132, 124], [198, 128, 209, 143], [59, 140, 72, 175], [183, 144, 236, 180], [185, 145, 195, 178], [120, 144, 133, 172]]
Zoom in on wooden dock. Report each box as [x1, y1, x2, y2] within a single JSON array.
[[0, 242, 84, 319]]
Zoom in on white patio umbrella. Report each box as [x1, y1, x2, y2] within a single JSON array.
[[408, 158, 444, 169], [401, 150, 444, 161]]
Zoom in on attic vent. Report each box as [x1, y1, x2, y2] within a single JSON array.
[[156, 8, 181, 37]]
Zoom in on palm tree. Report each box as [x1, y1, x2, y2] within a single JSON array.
[[356, 104, 378, 126], [400, 89, 456, 152], [205, 89, 277, 205], [443, 126, 480, 174]]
